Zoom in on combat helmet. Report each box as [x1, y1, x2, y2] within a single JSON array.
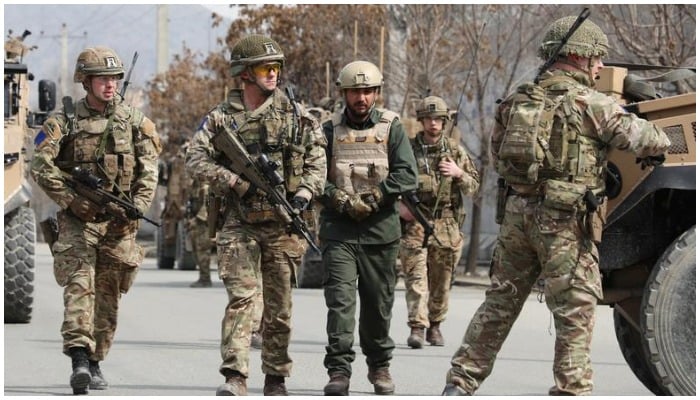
[[229, 34, 285, 77], [537, 16, 609, 60], [336, 61, 383, 90], [416, 96, 449, 120], [73, 46, 124, 82]]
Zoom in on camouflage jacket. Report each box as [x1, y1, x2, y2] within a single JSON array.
[[412, 132, 480, 225], [30, 97, 161, 214], [185, 88, 327, 223]]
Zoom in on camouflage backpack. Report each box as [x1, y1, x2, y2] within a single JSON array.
[[496, 80, 577, 185]]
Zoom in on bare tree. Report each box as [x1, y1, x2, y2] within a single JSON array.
[[597, 4, 696, 94]]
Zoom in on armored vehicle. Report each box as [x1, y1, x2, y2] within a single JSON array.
[[4, 32, 55, 323], [595, 66, 695, 396]]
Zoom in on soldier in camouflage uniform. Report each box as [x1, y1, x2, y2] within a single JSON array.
[[442, 16, 670, 396], [30, 46, 161, 395], [186, 34, 327, 396], [399, 96, 479, 350], [319, 61, 418, 396]]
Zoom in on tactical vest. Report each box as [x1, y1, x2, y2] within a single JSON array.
[[55, 99, 141, 193], [496, 75, 605, 191], [328, 108, 398, 194], [223, 89, 303, 223], [412, 133, 464, 222]]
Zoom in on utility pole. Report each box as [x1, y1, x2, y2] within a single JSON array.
[[50, 23, 87, 98], [156, 4, 169, 75]]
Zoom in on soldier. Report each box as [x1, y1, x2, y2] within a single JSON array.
[[442, 15, 670, 396], [186, 34, 327, 396], [319, 60, 418, 396], [399, 96, 479, 349], [30, 46, 161, 395]]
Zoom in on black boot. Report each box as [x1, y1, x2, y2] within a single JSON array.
[[89, 360, 109, 390], [68, 347, 91, 395]]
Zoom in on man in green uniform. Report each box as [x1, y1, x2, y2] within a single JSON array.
[[442, 15, 670, 396], [31, 46, 161, 395], [319, 60, 418, 396], [399, 96, 480, 349], [186, 34, 327, 396]]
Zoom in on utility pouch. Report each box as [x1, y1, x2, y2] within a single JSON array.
[[496, 178, 507, 225], [542, 180, 586, 212]]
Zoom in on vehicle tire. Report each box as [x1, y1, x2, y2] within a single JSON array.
[[641, 226, 696, 396], [4, 206, 36, 323], [176, 221, 196, 270], [297, 249, 323, 288], [156, 223, 175, 269], [613, 309, 664, 395]]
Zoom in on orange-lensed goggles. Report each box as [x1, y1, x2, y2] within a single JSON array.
[[251, 62, 282, 77]]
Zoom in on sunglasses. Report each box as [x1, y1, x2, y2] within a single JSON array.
[[251, 62, 282, 77]]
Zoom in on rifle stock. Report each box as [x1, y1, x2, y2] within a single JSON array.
[[210, 129, 321, 254], [63, 167, 160, 227]]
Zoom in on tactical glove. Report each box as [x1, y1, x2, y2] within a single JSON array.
[[361, 186, 383, 212], [106, 203, 129, 222], [345, 193, 374, 221], [107, 218, 139, 237], [636, 154, 666, 170], [290, 196, 309, 215], [331, 189, 350, 214], [69, 198, 99, 222]]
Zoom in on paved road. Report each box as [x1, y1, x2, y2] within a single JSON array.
[[4, 242, 652, 396]]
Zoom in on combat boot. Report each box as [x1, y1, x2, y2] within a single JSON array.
[[441, 383, 471, 396], [323, 372, 350, 396], [190, 277, 212, 288], [426, 321, 445, 346], [367, 367, 394, 395], [216, 370, 247, 396], [263, 374, 288, 396], [88, 360, 108, 390], [407, 327, 424, 349], [250, 331, 263, 350], [68, 347, 91, 395]]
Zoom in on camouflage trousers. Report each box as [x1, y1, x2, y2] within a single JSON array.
[[217, 220, 306, 378], [400, 217, 463, 328], [447, 195, 601, 395], [51, 211, 143, 361], [187, 216, 212, 279]]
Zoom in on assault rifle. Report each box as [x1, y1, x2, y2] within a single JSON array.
[[210, 129, 321, 254], [63, 167, 160, 226], [401, 190, 443, 248], [535, 7, 590, 84]]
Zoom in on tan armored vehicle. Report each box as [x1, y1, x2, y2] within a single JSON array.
[[4, 32, 56, 323], [595, 66, 695, 396]]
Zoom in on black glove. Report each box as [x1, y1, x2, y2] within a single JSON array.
[[636, 154, 666, 170], [290, 196, 309, 215]]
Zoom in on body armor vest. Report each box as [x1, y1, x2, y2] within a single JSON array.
[[498, 75, 606, 192], [56, 100, 139, 194], [328, 108, 398, 194], [413, 134, 453, 205], [223, 89, 303, 223]]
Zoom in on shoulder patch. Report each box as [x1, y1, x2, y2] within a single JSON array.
[[140, 117, 162, 154]]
